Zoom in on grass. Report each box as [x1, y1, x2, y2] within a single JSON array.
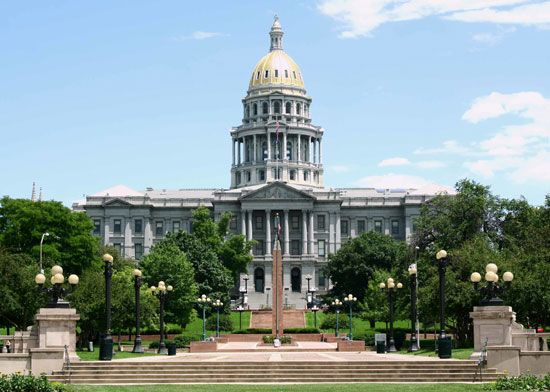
[[76, 350, 159, 361], [398, 347, 474, 360], [181, 311, 251, 336], [305, 312, 410, 334], [68, 384, 487, 392]]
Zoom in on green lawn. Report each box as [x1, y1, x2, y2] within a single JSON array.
[[398, 347, 474, 360], [69, 384, 488, 392], [181, 311, 251, 336], [76, 350, 159, 361], [305, 311, 410, 334]]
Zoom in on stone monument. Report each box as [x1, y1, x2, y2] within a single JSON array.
[[272, 214, 284, 337]]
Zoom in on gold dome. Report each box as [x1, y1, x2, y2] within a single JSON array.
[[248, 51, 304, 90]]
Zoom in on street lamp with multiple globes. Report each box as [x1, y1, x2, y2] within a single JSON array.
[[379, 278, 403, 352], [343, 294, 357, 340], [408, 264, 420, 352], [197, 294, 212, 341], [212, 299, 224, 337], [435, 249, 452, 359], [470, 263, 514, 306], [150, 281, 173, 354], [35, 265, 79, 308], [131, 269, 144, 353], [331, 299, 342, 337], [99, 253, 114, 361]]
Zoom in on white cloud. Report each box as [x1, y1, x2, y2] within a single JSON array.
[[174, 31, 227, 41], [317, 0, 550, 38], [472, 26, 516, 45], [414, 140, 473, 155], [416, 160, 446, 169], [329, 164, 353, 173], [354, 173, 433, 188], [378, 157, 411, 167]]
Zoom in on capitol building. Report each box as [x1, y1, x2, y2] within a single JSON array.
[[75, 18, 450, 308]]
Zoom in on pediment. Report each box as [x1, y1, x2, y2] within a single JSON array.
[[240, 183, 315, 201], [103, 198, 133, 207]]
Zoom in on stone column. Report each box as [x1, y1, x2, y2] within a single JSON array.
[[319, 138, 323, 164], [335, 213, 341, 251], [237, 138, 241, 165], [283, 132, 287, 161], [241, 211, 246, 237], [232, 139, 236, 165], [385, 218, 390, 235], [124, 220, 132, 258], [308, 210, 315, 255], [302, 210, 308, 255], [103, 220, 110, 246], [350, 217, 356, 238], [247, 210, 253, 241], [308, 136, 312, 163], [265, 210, 272, 255], [283, 210, 290, 256], [144, 219, 153, 252], [253, 134, 257, 163], [328, 212, 335, 254], [297, 134, 301, 162], [267, 132, 271, 160]]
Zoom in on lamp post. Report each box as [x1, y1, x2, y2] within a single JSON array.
[[379, 278, 403, 352], [237, 305, 245, 331], [305, 274, 312, 308], [39, 232, 49, 274], [212, 299, 224, 338], [408, 264, 420, 352], [436, 249, 452, 359], [331, 299, 342, 337], [240, 274, 249, 309], [197, 294, 212, 341], [151, 281, 173, 354], [343, 294, 357, 340], [99, 253, 114, 360], [311, 305, 319, 328], [35, 265, 79, 308], [470, 263, 514, 306], [132, 269, 144, 353]]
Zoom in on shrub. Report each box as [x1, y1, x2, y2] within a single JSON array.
[[320, 313, 348, 330], [262, 335, 292, 344], [173, 333, 202, 347], [233, 328, 272, 334], [354, 332, 375, 346], [205, 314, 233, 332], [284, 327, 320, 334], [0, 374, 68, 392], [488, 374, 550, 391]]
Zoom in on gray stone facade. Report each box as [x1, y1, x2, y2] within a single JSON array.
[[74, 18, 452, 309]]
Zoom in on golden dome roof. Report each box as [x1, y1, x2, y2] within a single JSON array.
[[248, 16, 305, 91], [248, 50, 304, 90]]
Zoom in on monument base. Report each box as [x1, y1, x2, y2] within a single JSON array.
[[337, 340, 365, 352]]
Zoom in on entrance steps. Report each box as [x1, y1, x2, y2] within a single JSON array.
[[49, 360, 503, 384], [250, 309, 305, 329]]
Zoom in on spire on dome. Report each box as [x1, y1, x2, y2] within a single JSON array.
[[31, 182, 36, 202], [270, 15, 284, 51]]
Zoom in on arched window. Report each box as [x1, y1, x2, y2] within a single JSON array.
[[274, 101, 281, 114], [262, 102, 269, 115], [262, 141, 268, 161], [285, 102, 291, 114], [296, 103, 301, 115], [291, 267, 301, 292], [253, 103, 258, 116], [286, 141, 292, 160], [254, 268, 265, 293]]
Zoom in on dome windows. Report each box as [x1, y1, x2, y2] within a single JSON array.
[[273, 101, 281, 114], [285, 70, 289, 78], [285, 102, 291, 114], [274, 69, 279, 77], [256, 71, 260, 80], [262, 102, 269, 115], [253, 103, 258, 116], [293, 71, 296, 79], [264, 70, 269, 78]]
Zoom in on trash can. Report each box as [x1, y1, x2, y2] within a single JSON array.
[[375, 333, 386, 354], [438, 336, 452, 359], [167, 343, 177, 356], [99, 336, 113, 360], [88, 341, 94, 352]]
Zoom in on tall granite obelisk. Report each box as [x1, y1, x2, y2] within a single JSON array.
[[272, 214, 284, 337]]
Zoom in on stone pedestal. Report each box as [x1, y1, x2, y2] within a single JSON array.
[[337, 340, 365, 352], [189, 341, 217, 353], [272, 240, 284, 336], [470, 306, 515, 354], [35, 307, 80, 360]]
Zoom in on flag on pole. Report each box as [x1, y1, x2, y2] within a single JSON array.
[[275, 121, 280, 143], [275, 213, 282, 239]]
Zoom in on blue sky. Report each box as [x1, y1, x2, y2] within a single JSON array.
[[1, 0, 549, 205]]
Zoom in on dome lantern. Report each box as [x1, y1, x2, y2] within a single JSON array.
[[270, 15, 283, 51]]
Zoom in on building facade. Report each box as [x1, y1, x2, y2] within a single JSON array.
[[74, 18, 451, 309]]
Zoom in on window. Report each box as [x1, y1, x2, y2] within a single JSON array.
[[229, 217, 237, 230], [274, 101, 280, 114], [290, 239, 300, 255], [134, 243, 143, 260], [273, 167, 281, 180], [318, 240, 326, 257], [255, 215, 263, 230], [245, 104, 249, 118], [318, 272, 326, 288], [357, 220, 366, 234], [155, 221, 164, 236], [296, 103, 301, 115], [236, 172, 241, 184], [256, 71, 260, 80], [113, 219, 122, 234], [253, 103, 258, 116], [317, 215, 326, 230], [258, 169, 265, 181], [93, 219, 101, 235], [274, 69, 279, 77], [291, 215, 300, 230], [341, 220, 349, 236], [285, 102, 291, 114], [304, 170, 309, 181], [285, 70, 289, 78], [262, 142, 268, 161], [173, 221, 181, 233], [254, 268, 265, 292], [412, 218, 418, 234], [286, 141, 292, 160], [290, 170, 296, 180], [391, 220, 399, 236], [262, 102, 268, 114], [264, 70, 269, 78], [134, 219, 143, 234], [291, 267, 301, 292], [113, 243, 122, 256], [293, 71, 297, 79], [374, 220, 383, 233], [254, 240, 264, 256], [246, 170, 251, 182]]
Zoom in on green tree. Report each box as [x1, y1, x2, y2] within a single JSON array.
[[0, 197, 100, 274], [324, 231, 406, 301], [140, 242, 197, 327]]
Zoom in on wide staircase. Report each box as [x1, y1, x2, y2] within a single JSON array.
[[49, 360, 503, 384], [250, 309, 305, 329]]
